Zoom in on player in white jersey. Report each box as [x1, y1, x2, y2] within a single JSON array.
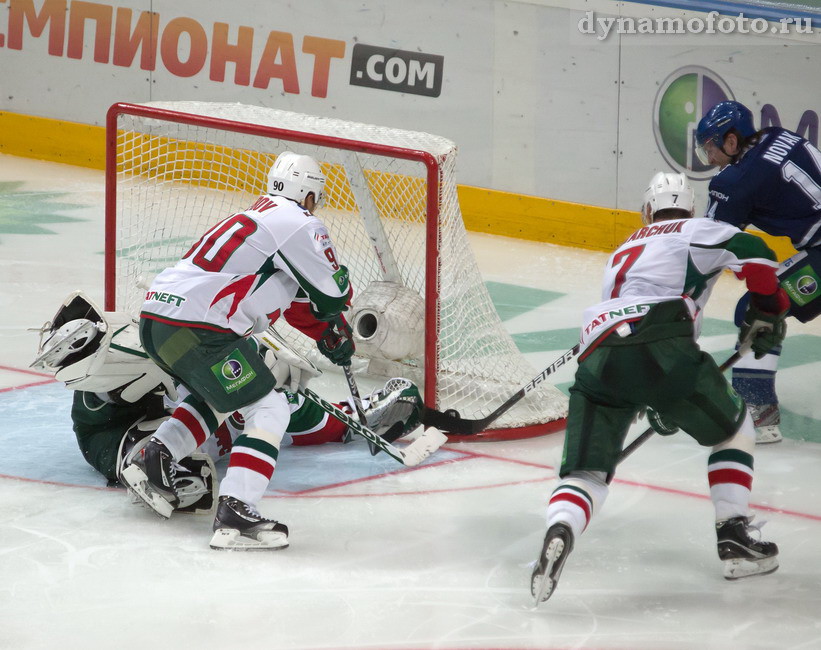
[[31, 292, 422, 508], [530, 172, 789, 605], [120, 152, 358, 550]]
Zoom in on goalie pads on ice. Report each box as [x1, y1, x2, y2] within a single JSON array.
[[31, 290, 176, 403]]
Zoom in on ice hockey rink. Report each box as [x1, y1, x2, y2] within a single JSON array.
[[1, 154, 820, 650]]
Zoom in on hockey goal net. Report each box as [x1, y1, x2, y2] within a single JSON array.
[[105, 101, 567, 439]]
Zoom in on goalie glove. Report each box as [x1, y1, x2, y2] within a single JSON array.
[[256, 328, 322, 392], [342, 378, 423, 449], [739, 289, 789, 359], [646, 409, 679, 436]]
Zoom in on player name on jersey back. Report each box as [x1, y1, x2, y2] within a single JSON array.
[[623, 220, 685, 243]]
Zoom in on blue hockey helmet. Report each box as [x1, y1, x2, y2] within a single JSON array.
[[694, 101, 756, 165]]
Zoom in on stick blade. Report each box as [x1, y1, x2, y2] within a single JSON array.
[[399, 428, 448, 466], [420, 406, 484, 435]]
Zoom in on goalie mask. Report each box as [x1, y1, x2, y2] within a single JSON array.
[[641, 172, 695, 225], [267, 151, 326, 209], [31, 291, 176, 404]]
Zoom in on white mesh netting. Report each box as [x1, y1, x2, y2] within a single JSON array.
[[109, 101, 567, 431]]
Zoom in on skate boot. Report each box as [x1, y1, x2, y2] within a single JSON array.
[[209, 496, 289, 551], [750, 403, 782, 444], [119, 437, 180, 519], [717, 516, 779, 580], [531, 523, 574, 605], [115, 424, 153, 487]]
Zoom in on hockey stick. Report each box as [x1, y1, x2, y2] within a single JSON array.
[[616, 348, 747, 465], [299, 385, 447, 466], [259, 325, 446, 467], [421, 344, 581, 435], [340, 363, 384, 456], [328, 316, 390, 456]]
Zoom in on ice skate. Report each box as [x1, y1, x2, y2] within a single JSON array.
[[209, 496, 289, 551], [531, 523, 574, 605], [750, 403, 783, 444], [717, 516, 779, 580], [119, 437, 180, 519]]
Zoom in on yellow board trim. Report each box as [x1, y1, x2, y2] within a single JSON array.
[[0, 110, 798, 260], [458, 184, 798, 260], [0, 111, 106, 170]]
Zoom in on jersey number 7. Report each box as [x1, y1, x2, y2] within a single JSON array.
[[610, 245, 645, 299]]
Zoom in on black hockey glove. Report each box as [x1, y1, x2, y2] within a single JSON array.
[[318, 317, 355, 366], [647, 409, 679, 436], [739, 291, 789, 359]]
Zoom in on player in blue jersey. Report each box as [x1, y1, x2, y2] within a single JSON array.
[[695, 100, 821, 444]]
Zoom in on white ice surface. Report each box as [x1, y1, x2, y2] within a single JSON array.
[[1, 155, 820, 650]]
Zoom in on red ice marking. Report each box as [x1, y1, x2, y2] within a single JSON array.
[[268, 444, 821, 524], [0, 473, 115, 491], [611, 475, 821, 522], [0, 364, 57, 393]]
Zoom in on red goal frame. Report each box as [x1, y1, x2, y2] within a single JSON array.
[[104, 102, 565, 441]]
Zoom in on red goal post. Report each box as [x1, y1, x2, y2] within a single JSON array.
[[105, 101, 568, 440]]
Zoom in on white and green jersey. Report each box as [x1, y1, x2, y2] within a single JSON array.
[[579, 217, 778, 355], [141, 195, 350, 336]]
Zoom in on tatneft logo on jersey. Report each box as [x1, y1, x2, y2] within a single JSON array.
[[211, 349, 257, 393], [145, 291, 186, 307], [584, 304, 653, 337], [653, 66, 734, 180], [349, 44, 444, 97]]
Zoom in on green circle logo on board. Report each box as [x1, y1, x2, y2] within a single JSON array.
[[653, 66, 734, 179]]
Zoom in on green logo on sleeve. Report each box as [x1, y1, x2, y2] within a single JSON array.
[[781, 264, 820, 307], [211, 349, 257, 394], [333, 265, 350, 291]]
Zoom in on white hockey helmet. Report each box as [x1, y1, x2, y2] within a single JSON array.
[[267, 151, 326, 209], [31, 291, 176, 404], [641, 172, 695, 225]]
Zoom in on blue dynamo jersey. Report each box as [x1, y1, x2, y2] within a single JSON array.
[[705, 127, 821, 250]]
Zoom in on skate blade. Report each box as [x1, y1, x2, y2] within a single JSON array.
[[120, 464, 174, 519], [532, 537, 566, 606], [209, 528, 289, 551], [755, 425, 783, 444], [723, 555, 779, 580]]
